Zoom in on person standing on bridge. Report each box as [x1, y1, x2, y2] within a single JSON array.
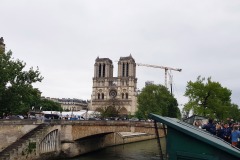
[[231, 125, 240, 147], [222, 123, 232, 143], [202, 119, 216, 135]]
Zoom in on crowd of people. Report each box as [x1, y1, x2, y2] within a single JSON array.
[[194, 119, 240, 148]]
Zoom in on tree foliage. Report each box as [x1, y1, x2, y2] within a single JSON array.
[[38, 99, 62, 112], [227, 104, 240, 122], [183, 76, 239, 121], [96, 106, 119, 118], [95, 97, 129, 118], [136, 84, 180, 119], [0, 50, 44, 115]]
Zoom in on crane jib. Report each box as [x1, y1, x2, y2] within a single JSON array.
[[136, 62, 182, 94]]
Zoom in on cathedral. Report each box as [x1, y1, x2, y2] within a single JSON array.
[[89, 55, 138, 115]]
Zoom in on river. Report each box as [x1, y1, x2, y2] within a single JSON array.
[[72, 138, 166, 160]]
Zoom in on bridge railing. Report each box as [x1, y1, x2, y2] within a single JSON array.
[[42, 119, 160, 127], [0, 119, 164, 128]]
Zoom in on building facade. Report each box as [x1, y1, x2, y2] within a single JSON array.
[[57, 98, 88, 111], [46, 97, 88, 111], [90, 55, 138, 115]]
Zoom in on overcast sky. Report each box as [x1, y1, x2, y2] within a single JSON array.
[[1, 1, 240, 109]]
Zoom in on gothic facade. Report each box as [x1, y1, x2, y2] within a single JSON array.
[[90, 55, 138, 115]]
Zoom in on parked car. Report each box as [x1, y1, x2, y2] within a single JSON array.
[[129, 117, 139, 121]]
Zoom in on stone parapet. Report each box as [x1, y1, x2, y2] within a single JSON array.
[[0, 119, 40, 125]]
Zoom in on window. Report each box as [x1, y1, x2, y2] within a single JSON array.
[[122, 63, 125, 77], [103, 64, 105, 77], [126, 63, 129, 77], [98, 93, 100, 99], [126, 93, 128, 99], [102, 93, 104, 99], [98, 64, 102, 77], [122, 93, 124, 99]]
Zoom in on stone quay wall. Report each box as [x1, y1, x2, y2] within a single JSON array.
[[0, 120, 165, 160], [0, 120, 40, 152]]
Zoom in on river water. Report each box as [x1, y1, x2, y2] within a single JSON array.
[[72, 138, 166, 160]]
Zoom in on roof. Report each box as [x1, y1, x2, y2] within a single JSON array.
[[58, 98, 88, 103], [95, 57, 113, 63], [149, 113, 240, 158], [119, 54, 135, 62]]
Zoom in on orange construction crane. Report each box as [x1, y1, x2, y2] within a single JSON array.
[[136, 63, 182, 94]]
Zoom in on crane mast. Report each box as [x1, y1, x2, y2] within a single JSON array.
[[136, 63, 182, 94]]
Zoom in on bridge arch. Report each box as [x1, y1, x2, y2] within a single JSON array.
[[75, 132, 114, 141], [39, 129, 59, 153]]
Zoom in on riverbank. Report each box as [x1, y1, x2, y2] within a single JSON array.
[[59, 131, 157, 159], [116, 132, 156, 144]]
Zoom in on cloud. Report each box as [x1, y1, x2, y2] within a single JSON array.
[[1, 0, 240, 107]]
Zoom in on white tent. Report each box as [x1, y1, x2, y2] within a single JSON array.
[[42, 110, 100, 120]]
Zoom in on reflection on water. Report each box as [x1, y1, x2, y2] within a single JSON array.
[[72, 138, 166, 160]]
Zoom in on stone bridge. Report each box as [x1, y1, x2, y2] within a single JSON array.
[[0, 120, 164, 160]]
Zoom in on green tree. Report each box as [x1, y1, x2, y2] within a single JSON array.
[[183, 76, 235, 121], [224, 104, 240, 122], [136, 84, 180, 119], [0, 50, 43, 115], [95, 97, 127, 118], [96, 106, 119, 118], [39, 99, 62, 112]]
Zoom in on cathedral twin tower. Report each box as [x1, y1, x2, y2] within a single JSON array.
[[90, 55, 138, 115]]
